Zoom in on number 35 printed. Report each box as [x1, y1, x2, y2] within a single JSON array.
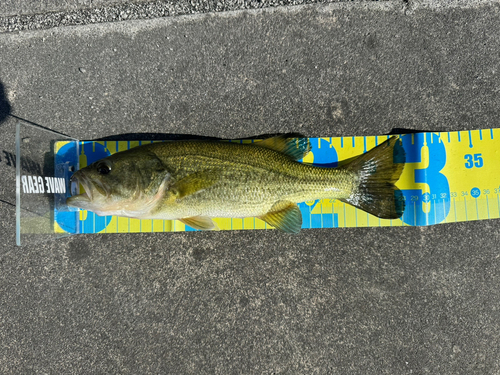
[[464, 153, 483, 169]]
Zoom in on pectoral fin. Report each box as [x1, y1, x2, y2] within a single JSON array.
[[180, 216, 217, 231], [167, 171, 218, 202], [260, 201, 302, 234]]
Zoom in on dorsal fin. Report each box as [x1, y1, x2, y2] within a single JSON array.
[[254, 135, 311, 161]]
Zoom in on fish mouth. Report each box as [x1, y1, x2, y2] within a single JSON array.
[[67, 171, 93, 206]]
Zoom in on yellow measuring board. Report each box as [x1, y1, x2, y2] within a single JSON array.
[[54, 129, 500, 234]]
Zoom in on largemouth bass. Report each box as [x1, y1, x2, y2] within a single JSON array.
[[66, 136, 405, 233]]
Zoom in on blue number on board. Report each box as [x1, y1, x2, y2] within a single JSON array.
[[474, 154, 483, 168], [298, 138, 339, 228], [464, 153, 483, 169], [471, 187, 481, 198], [464, 154, 473, 169], [400, 133, 450, 226]]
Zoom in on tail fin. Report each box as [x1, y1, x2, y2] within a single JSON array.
[[340, 136, 405, 219]]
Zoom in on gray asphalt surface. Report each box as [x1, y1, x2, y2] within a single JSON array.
[[1, 0, 153, 17], [1, 0, 385, 32], [1, 1, 500, 373]]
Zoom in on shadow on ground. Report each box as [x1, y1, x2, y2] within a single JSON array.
[[95, 132, 308, 142], [0, 79, 12, 208], [0, 81, 11, 124], [96, 129, 429, 142]]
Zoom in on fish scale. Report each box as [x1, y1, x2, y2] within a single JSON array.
[[149, 142, 357, 219]]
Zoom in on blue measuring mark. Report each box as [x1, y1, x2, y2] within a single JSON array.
[[468, 130, 473, 148], [464, 197, 468, 220], [434, 197, 437, 224], [82, 212, 89, 233], [470, 187, 481, 219], [320, 203, 324, 227], [343, 203, 346, 227], [497, 194, 500, 218], [491, 129, 494, 140], [447, 132, 451, 143], [453, 198, 457, 222], [352, 137, 355, 147], [479, 129, 483, 141], [95, 212, 107, 234], [311, 202, 323, 228], [363, 137, 367, 152], [320, 203, 334, 228], [341, 137, 344, 148], [486, 195, 490, 219], [458, 132, 461, 142]]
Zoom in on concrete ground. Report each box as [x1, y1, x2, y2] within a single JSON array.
[[1, 0, 500, 373]]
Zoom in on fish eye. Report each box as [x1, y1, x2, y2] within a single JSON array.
[[96, 162, 111, 175]]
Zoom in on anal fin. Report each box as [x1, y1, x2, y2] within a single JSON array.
[[259, 201, 302, 234]]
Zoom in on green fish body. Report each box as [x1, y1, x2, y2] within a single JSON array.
[[67, 136, 405, 233]]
